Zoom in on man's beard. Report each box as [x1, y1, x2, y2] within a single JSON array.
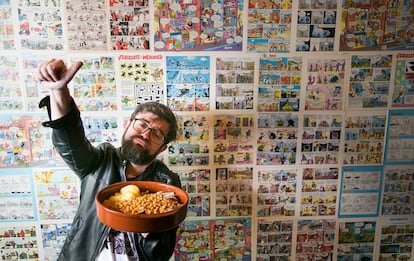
[[121, 137, 157, 165]]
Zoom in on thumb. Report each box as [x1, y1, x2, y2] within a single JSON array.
[[62, 61, 83, 84]]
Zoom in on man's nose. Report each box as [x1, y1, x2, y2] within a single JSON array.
[[140, 128, 151, 139]]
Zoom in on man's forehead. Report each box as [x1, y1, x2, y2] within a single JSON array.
[[136, 112, 167, 126]]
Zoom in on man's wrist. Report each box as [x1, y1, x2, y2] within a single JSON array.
[[48, 86, 70, 96]]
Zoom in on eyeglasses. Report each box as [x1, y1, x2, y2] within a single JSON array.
[[132, 118, 165, 144]]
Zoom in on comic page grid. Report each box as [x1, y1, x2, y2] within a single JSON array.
[[0, 0, 410, 258], [0, 165, 410, 261], [9, 0, 150, 51], [163, 105, 331, 259], [0, 166, 80, 261], [0, 53, 384, 258], [168, 106, 346, 260], [172, 163, 343, 260], [0, 51, 410, 260], [171, 54, 398, 260], [167, 108, 408, 260]]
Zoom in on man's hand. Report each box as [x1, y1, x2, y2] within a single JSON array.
[[36, 59, 83, 92]]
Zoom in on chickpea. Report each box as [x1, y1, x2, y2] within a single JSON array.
[[103, 189, 181, 215]]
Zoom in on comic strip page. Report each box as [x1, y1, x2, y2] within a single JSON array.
[[65, 0, 108, 50], [33, 168, 80, 220], [257, 219, 293, 260], [348, 54, 393, 109], [153, 0, 243, 51], [296, 0, 337, 52], [17, 1, 63, 50], [0, 55, 23, 111], [392, 53, 414, 108], [0, 168, 35, 221], [69, 55, 117, 111], [246, 0, 292, 53], [166, 56, 210, 111], [296, 219, 336, 260], [118, 54, 164, 109], [343, 113, 386, 165], [0, 225, 39, 259], [379, 218, 414, 260], [382, 165, 414, 216], [300, 167, 339, 217], [258, 55, 302, 112], [300, 113, 342, 165], [110, 0, 150, 50], [0, 114, 54, 167], [339, 166, 383, 218], [338, 220, 376, 261], [167, 114, 210, 167], [82, 115, 120, 147], [215, 166, 252, 217], [175, 218, 251, 260], [385, 109, 414, 164], [0, 1, 14, 50], [305, 58, 345, 111], [213, 114, 254, 165], [41, 223, 72, 261], [176, 168, 211, 217], [216, 57, 255, 110], [340, 1, 414, 51], [256, 112, 298, 165], [257, 168, 297, 217]]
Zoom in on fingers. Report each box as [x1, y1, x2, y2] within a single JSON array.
[[36, 59, 58, 82], [36, 59, 83, 83], [36, 59, 83, 92], [48, 60, 66, 82], [37, 59, 65, 82]]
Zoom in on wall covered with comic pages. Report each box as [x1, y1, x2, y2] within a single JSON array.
[[0, 0, 414, 260]]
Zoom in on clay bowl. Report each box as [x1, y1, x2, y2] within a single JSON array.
[[95, 181, 188, 233]]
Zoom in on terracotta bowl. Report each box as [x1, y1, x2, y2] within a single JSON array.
[[95, 181, 188, 233]]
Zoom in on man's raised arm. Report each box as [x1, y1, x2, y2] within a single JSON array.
[[36, 59, 83, 120]]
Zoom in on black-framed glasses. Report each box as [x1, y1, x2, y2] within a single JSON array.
[[132, 118, 165, 144]]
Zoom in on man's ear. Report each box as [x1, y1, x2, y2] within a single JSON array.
[[159, 144, 167, 153], [125, 118, 133, 128]]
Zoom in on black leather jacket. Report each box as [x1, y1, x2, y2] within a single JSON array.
[[40, 97, 181, 261]]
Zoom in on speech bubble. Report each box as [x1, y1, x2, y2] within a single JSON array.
[[212, 3, 221, 11], [169, 3, 181, 11], [188, 5, 197, 12], [234, 36, 242, 43], [211, 14, 221, 22], [160, 17, 170, 25], [313, 12, 323, 17], [154, 41, 165, 49], [364, 223, 372, 229], [215, 20, 223, 27], [348, 8, 356, 15]]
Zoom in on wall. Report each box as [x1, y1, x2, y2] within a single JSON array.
[[0, 0, 414, 260]]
